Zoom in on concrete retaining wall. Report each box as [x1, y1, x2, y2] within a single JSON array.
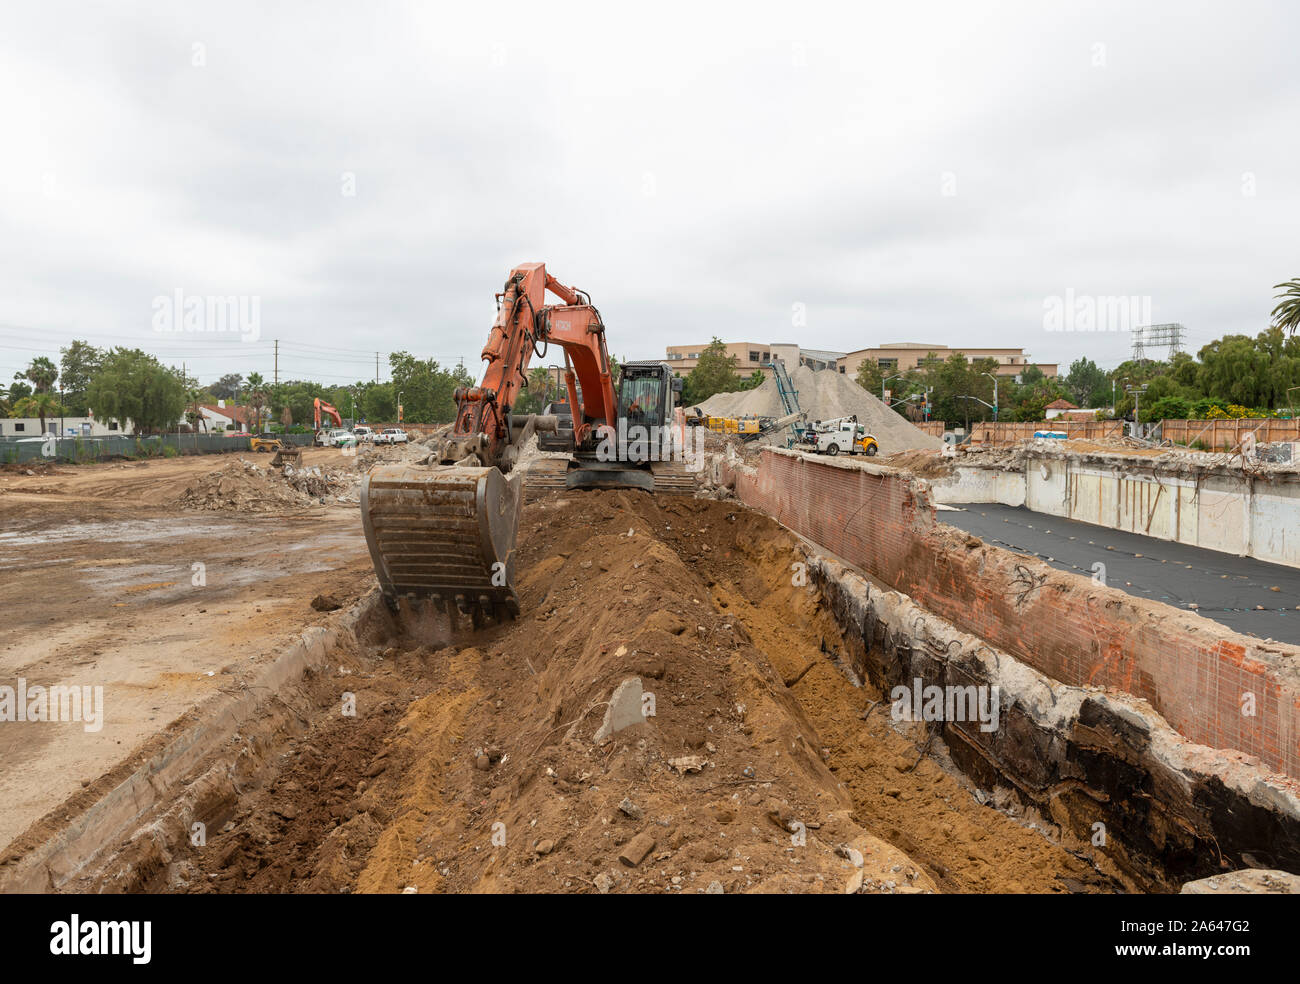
[[717, 447, 1300, 780], [931, 457, 1300, 569], [808, 552, 1300, 890]]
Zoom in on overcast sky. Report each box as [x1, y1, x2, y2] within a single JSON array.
[[1, 1, 1296, 389]]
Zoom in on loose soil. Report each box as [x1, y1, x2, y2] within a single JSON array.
[[101, 490, 1112, 894]]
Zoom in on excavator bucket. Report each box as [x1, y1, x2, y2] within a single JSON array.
[[360, 464, 524, 621]]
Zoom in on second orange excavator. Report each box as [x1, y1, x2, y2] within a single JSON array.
[[360, 262, 692, 622]]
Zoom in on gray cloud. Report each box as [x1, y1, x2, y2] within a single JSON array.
[[1, 0, 1296, 387]]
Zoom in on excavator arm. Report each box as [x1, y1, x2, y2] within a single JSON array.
[[360, 263, 690, 623], [313, 398, 343, 430], [439, 263, 617, 470]]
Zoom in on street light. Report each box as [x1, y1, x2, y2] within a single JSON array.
[[881, 372, 908, 403], [1125, 383, 1148, 436], [981, 371, 999, 421]]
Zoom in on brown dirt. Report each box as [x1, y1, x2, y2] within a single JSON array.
[[881, 448, 955, 478], [174, 459, 356, 511], [0, 449, 373, 854], [132, 490, 1109, 895]]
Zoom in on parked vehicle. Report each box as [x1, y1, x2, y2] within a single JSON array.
[[352, 426, 375, 443], [375, 427, 408, 445], [794, 415, 879, 456], [325, 428, 356, 448]]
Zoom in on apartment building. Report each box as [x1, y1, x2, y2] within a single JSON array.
[[664, 342, 845, 377], [838, 343, 1057, 379]]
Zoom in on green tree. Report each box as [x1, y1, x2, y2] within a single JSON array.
[[1062, 357, 1108, 408], [11, 392, 62, 434], [682, 338, 743, 405], [1271, 278, 1300, 334], [514, 367, 552, 416], [211, 373, 243, 401], [854, 358, 884, 396], [389, 352, 468, 424], [245, 372, 268, 433], [363, 382, 397, 422], [15, 356, 58, 394], [85, 349, 186, 434], [58, 341, 104, 415], [272, 380, 328, 428]]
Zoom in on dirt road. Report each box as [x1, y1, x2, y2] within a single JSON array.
[[0, 450, 373, 852]]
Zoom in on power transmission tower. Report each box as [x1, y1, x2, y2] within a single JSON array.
[[1132, 323, 1184, 363]]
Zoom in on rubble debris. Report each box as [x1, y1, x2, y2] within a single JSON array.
[[618, 832, 656, 867], [593, 677, 644, 742]]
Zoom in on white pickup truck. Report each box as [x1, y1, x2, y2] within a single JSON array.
[[374, 427, 409, 445]]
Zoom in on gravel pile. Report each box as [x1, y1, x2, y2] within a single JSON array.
[[692, 366, 943, 452]]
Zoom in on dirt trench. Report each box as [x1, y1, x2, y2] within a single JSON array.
[[87, 490, 1114, 894]]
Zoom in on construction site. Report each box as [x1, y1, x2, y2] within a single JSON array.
[[1, 264, 1297, 906]]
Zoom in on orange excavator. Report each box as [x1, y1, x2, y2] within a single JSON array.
[[313, 398, 343, 430], [360, 262, 691, 622]]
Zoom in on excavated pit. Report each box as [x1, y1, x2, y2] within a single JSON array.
[[19, 489, 1297, 894]]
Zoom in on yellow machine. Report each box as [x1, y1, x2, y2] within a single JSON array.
[[250, 435, 302, 468]]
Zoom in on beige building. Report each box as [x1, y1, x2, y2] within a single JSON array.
[[665, 342, 844, 377], [838, 343, 1057, 380]]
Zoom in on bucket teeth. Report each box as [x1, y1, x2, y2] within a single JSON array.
[[361, 464, 523, 618]]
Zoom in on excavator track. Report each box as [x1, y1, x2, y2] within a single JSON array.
[[361, 464, 523, 620]]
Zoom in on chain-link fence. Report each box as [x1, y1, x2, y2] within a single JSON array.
[[0, 432, 315, 465]]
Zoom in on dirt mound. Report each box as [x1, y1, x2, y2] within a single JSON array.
[[693, 367, 943, 453], [134, 491, 1108, 895], [175, 459, 357, 512], [881, 448, 955, 478]]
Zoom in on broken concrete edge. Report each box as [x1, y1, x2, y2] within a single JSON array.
[[1180, 868, 1300, 894], [593, 677, 644, 743], [0, 589, 391, 894], [953, 442, 1300, 483], [807, 550, 1300, 889], [711, 447, 1300, 778]]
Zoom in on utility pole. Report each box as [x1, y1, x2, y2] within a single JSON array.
[[376, 353, 380, 385], [274, 340, 279, 386]]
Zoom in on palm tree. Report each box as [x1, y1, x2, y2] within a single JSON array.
[[15, 356, 58, 394], [13, 392, 61, 435], [1271, 279, 1300, 334], [245, 372, 267, 434], [185, 387, 206, 433], [528, 366, 551, 405]]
